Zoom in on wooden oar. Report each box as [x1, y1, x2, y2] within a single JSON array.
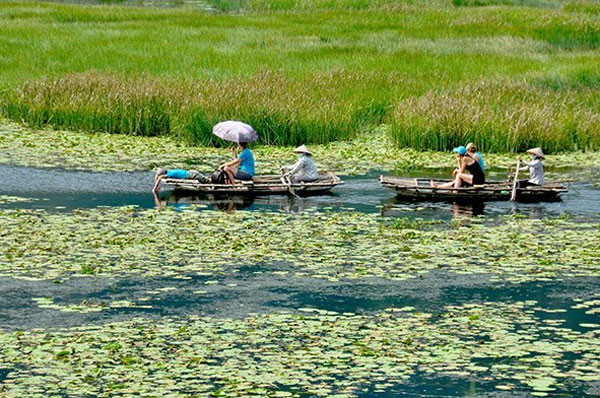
[[280, 174, 299, 197], [510, 159, 520, 202]]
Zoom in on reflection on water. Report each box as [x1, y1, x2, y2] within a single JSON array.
[[380, 201, 486, 219], [451, 201, 485, 218], [155, 191, 319, 214]]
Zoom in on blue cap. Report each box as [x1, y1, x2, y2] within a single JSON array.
[[452, 146, 467, 155]]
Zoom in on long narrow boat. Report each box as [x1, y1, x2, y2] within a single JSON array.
[[379, 175, 568, 202], [162, 171, 343, 195]]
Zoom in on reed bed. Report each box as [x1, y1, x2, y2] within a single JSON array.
[[452, 0, 560, 7], [389, 79, 600, 153], [1, 70, 402, 146], [8, 71, 600, 151], [1, 1, 600, 151]]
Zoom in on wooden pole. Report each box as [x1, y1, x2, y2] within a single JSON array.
[[510, 160, 520, 202], [281, 175, 299, 197]]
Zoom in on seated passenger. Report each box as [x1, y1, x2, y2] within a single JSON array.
[[431, 146, 485, 189], [453, 142, 485, 179], [466, 143, 485, 173], [219, 142, 254, 184], [153, 168, 209, 193], [281, 145, 318, 184], [518, 147, 545, 187]]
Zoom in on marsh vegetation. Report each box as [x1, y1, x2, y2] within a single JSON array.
[[1, 2, 600, 397], [1, 0, 600, 151]]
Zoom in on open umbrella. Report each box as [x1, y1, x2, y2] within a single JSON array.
[[212, 121, 258, 143]]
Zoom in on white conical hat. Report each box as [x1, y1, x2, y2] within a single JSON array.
[[527, 147, 545, 159], [293, 145, 312, 155]]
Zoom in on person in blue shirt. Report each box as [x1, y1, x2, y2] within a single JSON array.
[[219, 142, 255, 184], [153, 168, 209, 193]]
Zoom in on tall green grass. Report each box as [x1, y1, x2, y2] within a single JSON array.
[[452, 0, 559, 7], [389, 79, 600, 152], [1, 1, 600, 150], [1, 70, 399, 145]]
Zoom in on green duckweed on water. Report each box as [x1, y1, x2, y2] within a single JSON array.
[[1, 206, 598, 283], [0, 195, 36, 204], [31, 297, 152, 313], [1, 301, 599, 397], [2, 119, 600, 174]]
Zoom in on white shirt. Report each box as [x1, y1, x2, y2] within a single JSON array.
[[521, 158, 544, 186], [283, 154, 318, 180]]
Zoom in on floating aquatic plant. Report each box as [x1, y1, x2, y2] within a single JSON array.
[[0, 207, 598, 283], [0, 195, 36, 204], [0, 301, 598, 397]]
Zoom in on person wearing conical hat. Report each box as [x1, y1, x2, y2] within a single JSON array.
[[518, 147, 545, 187], [281, 145, 318, 184]]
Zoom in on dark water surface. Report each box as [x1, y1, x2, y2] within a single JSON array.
[[1, 165, 599, 396], [3, 270, 597, 331]]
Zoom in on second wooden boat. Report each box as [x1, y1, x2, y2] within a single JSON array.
[[380, 175, 568, 202]]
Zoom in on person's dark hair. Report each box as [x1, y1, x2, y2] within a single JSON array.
[[239, 142, 247, 148]]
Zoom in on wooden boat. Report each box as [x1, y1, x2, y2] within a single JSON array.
[[379, 176, 568, 202], [162, 172, 343, 195]]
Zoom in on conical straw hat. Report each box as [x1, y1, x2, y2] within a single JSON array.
[[527, 147, 545, 159], [293, 145, 312, 155]]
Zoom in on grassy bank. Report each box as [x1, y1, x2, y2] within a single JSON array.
[[1, 1, 600, 150], [3, 118, 600, 174]]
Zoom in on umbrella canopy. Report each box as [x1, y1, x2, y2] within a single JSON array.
[[212, 121, 258, 143]]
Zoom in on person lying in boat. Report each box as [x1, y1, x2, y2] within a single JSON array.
[[153, 168, 210, 193], [518, 147, 545, 187], [218, 142, 255, 184], [280, 145, 318, 184], [431, 146, 485, 189]]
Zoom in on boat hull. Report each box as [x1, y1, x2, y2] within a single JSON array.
[[162, 172, 343, 196], [380, 176, 567, 202]]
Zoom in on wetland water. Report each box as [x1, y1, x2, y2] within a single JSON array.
[[1, 165, 599, 397], [1, 164, 599, 218]]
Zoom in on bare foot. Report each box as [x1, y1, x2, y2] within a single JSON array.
[[430, 180, 438, 188]]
